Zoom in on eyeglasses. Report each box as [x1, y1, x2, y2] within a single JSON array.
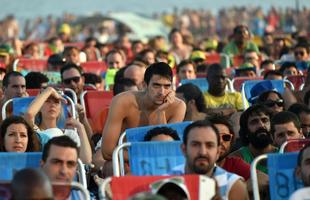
[[264, 99, 284, 107], [294, 51, 305, 56], [63, 76, 80, 85], [221, 134, 233, 142]]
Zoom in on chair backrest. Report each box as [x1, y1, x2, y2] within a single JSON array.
[[113, 141, 184, 176], [251, 152, 304, 200], [80, 61, 107, 76], [129, 141, 184, 176], [99, 175, 215, 200], [232, 76, 263, 92], [125, 121, 192, 143], [26, 89, 41, 97], [180, 78, 208, 92], [284, 75, 305, 91], [13, 58, 48, 71], [241, 79, 287, 109], [0, 152, 42, 181], [2, 95, 75, 128], [279, 139, 310, 153], [268, 152, 303, 200], [80, 90, 113, 130]]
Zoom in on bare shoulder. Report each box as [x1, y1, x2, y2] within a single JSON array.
[[172, 96, 186, 108], [229, 179, 249, 200], [111, 91, 138, 106]]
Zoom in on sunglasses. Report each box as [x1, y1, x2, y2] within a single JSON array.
[[264, 99, 284, 107], [294, 51, 305, 56], [63, 76, 80, 85], [221, 134, 233, 142]]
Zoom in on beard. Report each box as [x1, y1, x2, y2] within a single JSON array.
[[248, 128, 273, 149], [191, 156, 214, 175]]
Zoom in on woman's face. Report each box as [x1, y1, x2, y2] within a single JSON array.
[[4, 123, 28, 152], [41, 97, 62, 120], [264, 92, 284, 114]]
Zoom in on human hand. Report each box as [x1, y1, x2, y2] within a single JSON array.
[[157, 90, 175, 112], [64, 118, 83, 130], [75, 104, 86, 121]]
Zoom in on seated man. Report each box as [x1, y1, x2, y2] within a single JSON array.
[[171, 120, 249, 200], [204, 63, 243, 116], [288, 103, 310, 138], [271, 111, 304, 148], [230, 104, 277, 173], [41, 136, 84, 199], [101, 62, 186, 160]]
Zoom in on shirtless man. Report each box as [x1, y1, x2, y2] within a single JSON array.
[[101, 62, 186, 160]]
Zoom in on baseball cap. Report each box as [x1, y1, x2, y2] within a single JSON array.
[[249, 80, 277, 103], [150, 176, 190, 200], [190, 50, 206, 62]]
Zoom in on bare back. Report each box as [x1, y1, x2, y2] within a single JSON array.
[[101, 90, 186, 160]]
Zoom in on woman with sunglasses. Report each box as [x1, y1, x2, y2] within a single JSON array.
[[257, 90, 285, 115], [23, 87, 92, 163]]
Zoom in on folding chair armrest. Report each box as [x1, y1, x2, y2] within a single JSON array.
[[77, 159, 87, 188], [80, 90, 88, 112], [98, 177, 112, 200], [64, 88, 78, 104], [118, 132, 126, 176], [12, 59, 19, 71], [251, 154, 267, 200], [112, 142, 131, 177], [63, 94, 77, 119], [284, 79, 295, 91], [279, 141, 289, 153], [1, 99, 12, 120]]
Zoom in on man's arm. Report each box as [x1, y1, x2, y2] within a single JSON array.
[[101, 94, 127, 160], [148, 92, 186, 125], [229, 179, 249, 200]]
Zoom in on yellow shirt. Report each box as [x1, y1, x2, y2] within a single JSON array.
[[204, 91, 244, 110]]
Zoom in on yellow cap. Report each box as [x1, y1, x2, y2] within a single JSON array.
[[190, 50, 206, 61]]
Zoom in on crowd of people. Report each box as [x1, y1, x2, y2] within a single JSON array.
[[0, 5, 310, 200]]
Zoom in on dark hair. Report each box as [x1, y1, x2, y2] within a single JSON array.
[[288, 103, 310, 116], [256, 90, 283, 104], [263, 70, 283, 80], [0, 116, 40, 152], [11, 168, 53, 200], [233, 25, 249, 35], [176, 60, 196, 73], [113, 78, 136, 96], [42, 136, 79, 162], [295, 43, 310, 54], [298, 144, 310, 166], [144, 62, 173, 85], [168, 28, 181, 42], [183, 120, 220, 146], [206, 63, 223, 78], [60, 63, 83, 79], [279, 62, 297, 74], [271, 111, 301, 136], [239, 104, 272, 145], [25, 72, 49, 89], [260, 59, 274, 69], [176, 83, 206, 113], [206, 114, 235, 140], [144, 127, 180, 141], [83, 72, 102, 85], [2, 71, 24, 88]]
